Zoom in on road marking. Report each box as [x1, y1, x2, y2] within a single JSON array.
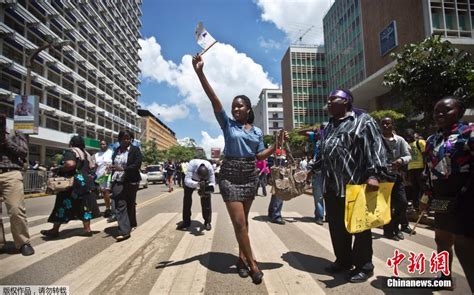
[[2, 215, 48, 230], [54, 213, 177, 294], [0, 191, 174, 278], [150, 213, 217, 294], [286, 212, 410, 285], [249, 212, 326, 294]]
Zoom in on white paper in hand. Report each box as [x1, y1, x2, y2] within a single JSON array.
[[195, 22, 217, 53]]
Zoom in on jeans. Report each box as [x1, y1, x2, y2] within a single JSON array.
[[268, 195, 283, 220], [258, 173, 267, 196], [312, 171, 325, 221]]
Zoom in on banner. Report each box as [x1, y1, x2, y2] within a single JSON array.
[[14, 95, 39, 134], [195, 22, 217, 53]]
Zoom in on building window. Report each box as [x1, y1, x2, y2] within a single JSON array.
[[61, 121, 73, 133], [46, 116, 59, 130], [273, 122, 279, 128]]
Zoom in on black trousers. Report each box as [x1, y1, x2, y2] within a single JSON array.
[[384, 177, 408, 233], [325, 190, 374, 271], [112, 182, 138, 235], [182, 185, 212, 225], [407, 168, 424, 208]]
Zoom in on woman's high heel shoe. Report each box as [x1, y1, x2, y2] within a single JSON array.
[[249, 261, 264, 284], [236, 257, 249, 278]]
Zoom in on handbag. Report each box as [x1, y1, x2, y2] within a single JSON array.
[[344, 182, 394, 234], [270, 132, 308, 201], [47, 176, 74, 193]]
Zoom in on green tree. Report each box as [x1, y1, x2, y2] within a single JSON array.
[[383, 35, 474, 127], [370, 110, 409, 133], [141, 140, 160, 165], [166, 145, 197, 162], [263, 134, 274, 148]]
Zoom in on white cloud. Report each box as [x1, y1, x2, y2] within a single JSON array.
[[138, 37, 277, 124], [144, 102, 189, 122], [255, 0, 334, 44], [258, 37, 281, 50], [199, 131, 225, 159]]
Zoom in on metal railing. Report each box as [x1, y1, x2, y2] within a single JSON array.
[[22, 170, 50, 194]]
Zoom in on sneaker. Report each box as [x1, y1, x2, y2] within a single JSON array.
[[204, 223, 212, 231], [315, 219, 324, 225], [20, 243, 35, 256]]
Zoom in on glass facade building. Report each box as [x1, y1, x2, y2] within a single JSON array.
[[281, 45, 328, 130], [323, 0, 364, 92]]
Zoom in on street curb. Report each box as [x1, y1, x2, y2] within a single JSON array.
[[25, 193, 52, 199]]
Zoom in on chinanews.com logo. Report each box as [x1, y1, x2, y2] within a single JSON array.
[[385, 249, 452, 289]]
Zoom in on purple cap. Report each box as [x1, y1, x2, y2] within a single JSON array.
[[329, 90, 353, 104]]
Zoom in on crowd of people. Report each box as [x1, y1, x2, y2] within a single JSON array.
[[0, 53, 472, 292]]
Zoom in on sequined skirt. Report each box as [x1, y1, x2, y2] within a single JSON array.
[[219, 157, 258, 202]]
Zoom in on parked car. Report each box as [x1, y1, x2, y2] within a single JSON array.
[[139, 172, 149, 189], [146, 165, 164, 184]]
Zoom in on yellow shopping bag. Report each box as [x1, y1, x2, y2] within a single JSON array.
[[344, 182, 394, 234]]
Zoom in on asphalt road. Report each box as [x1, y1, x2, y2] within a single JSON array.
[[0, 183, 470, 294]]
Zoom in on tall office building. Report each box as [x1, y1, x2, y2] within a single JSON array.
[[253, 88, 283, 136], [323, 0, 364, 92], [0, 1, 142, 165], [323, 0, 474, 117], [281, 45, 328, 130]]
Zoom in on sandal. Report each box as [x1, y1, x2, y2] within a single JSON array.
[[236, 257, 249, 278], [249, 261, 264, 285], [40, 229, 59, 238]]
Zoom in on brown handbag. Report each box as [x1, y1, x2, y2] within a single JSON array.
[[270, 132, 308, 201], [47, 176, 74, 193]]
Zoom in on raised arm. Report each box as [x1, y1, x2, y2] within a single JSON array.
[[192, 54, 223, 112]]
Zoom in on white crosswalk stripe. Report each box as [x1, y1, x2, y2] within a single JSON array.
[[54, 213, 177, 294], [2, 215, 48, 230], [150, 213, 217, 294], [249, 212, 327, 294], [0, 208, 465, 294]]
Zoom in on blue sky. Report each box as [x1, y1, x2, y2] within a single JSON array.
[[138, 0, 333, 156]]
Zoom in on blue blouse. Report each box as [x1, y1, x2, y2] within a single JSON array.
[[215, 110, 265, 158]]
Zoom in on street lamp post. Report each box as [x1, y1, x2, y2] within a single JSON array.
[[24, 40, 70, 96]]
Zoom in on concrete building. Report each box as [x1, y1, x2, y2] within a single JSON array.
[[138, 109, 177, 150], [0, 1, 142, 166], [281, 45, 328, 130], [253, 88, 284, 136], [323, 0, 474, 116]]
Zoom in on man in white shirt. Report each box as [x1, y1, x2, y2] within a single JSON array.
[[94, 140, 113, 218], [177, 159, 215, 231]]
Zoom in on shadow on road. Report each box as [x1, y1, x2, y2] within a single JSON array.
[[281, 251, 349, 288], [155, 251, 283, 274]]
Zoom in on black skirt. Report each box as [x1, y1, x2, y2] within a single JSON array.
[[219, 157, 258, 202]]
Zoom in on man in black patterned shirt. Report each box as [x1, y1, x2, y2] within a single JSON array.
[[318, 90, 388, 283], [0, 113, 34, 256]]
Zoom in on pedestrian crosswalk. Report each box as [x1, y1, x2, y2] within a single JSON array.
[[0, 210, 469, 294]]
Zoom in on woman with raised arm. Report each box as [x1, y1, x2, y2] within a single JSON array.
[[192, 54, 287, 284]]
